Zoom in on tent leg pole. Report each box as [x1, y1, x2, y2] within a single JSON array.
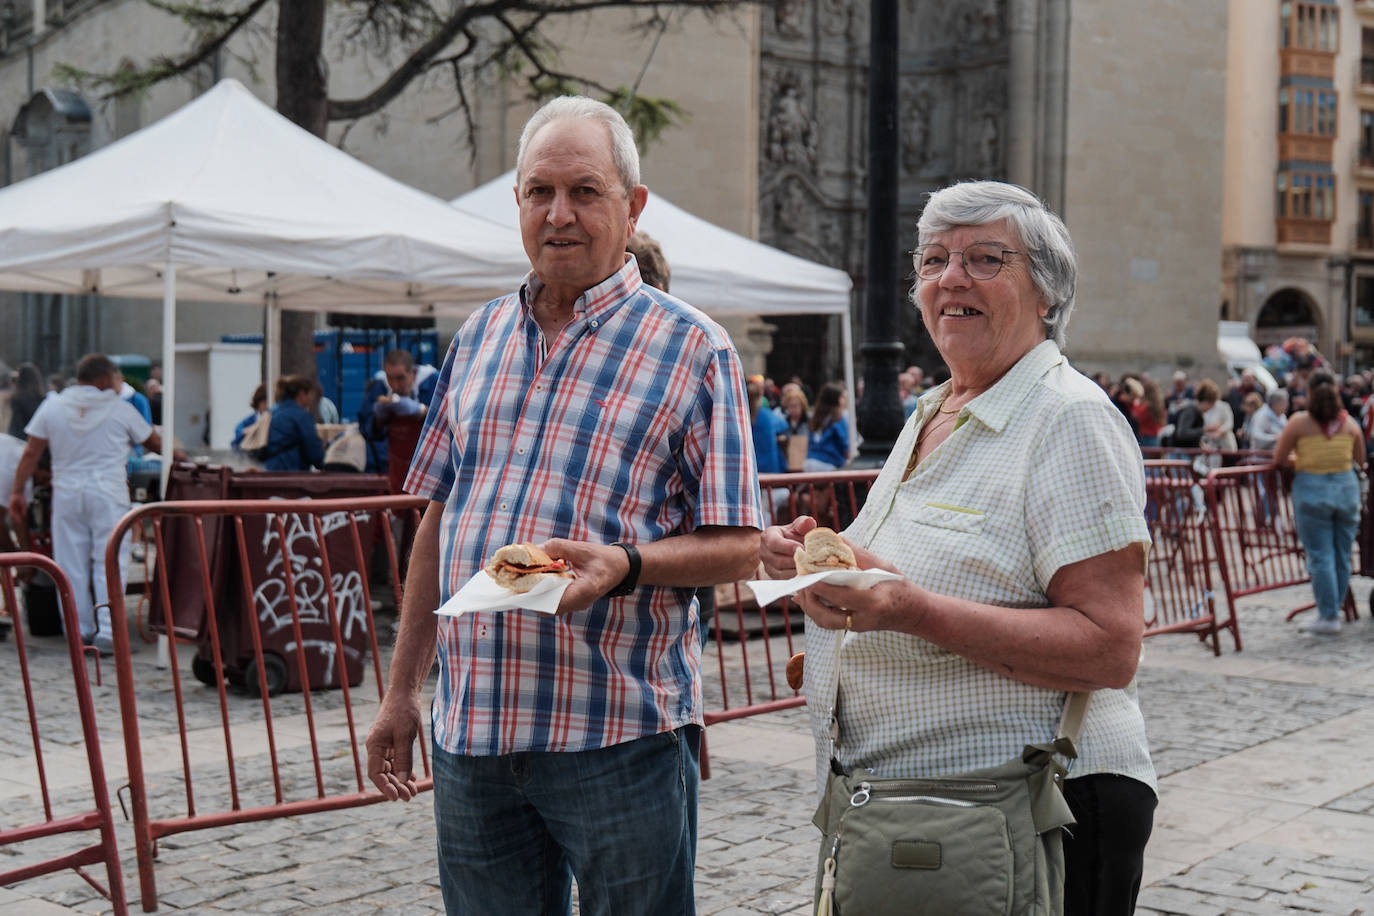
[[157, 262, 176, 669]]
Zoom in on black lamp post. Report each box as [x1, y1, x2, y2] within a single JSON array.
[[853, 0, 906, 466]]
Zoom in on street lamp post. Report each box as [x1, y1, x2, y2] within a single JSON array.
[[854, 0, 906, 466]]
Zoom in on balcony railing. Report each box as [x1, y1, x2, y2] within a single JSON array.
[[1277, 217, 1333, 245]]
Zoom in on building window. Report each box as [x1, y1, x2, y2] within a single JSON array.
[[1363, 112, 1374, 166], [1359, 190, 1374, 247], [1282, 2, 1339, 51], [1277, 170, 1336, 221], [1357, 274, 1374, 326], [1281, 88, 1338, 136], [1365, 28, 1374, 84]]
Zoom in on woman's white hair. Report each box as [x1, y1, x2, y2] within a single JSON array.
[[914, 180, 1078, 348], [515, 96, 641, 195]]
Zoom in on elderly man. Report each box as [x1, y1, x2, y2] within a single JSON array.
[[365, 97, 765, 915], [8, 353, 168, 653]]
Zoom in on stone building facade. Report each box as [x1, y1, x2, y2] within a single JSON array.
[[3, 0, 1229, 389], [1221, 0, 1374, 373], [0, 0, 765, 373], [757, 0, 1228, 387]]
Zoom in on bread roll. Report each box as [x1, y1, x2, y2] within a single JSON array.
[[485, 543, 571, 593], [793, 527, 857, 575]]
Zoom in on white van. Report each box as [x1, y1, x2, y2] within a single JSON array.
[[1218, 321, 1279, 393]]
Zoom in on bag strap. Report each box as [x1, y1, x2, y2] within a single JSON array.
[[824, 629, 1091, 765]]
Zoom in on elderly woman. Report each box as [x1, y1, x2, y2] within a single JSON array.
[[762, 181, 1156, 915]]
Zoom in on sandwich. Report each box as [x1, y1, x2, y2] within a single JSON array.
[[793, 527, 857, 575], [484, 543, 572, 593]]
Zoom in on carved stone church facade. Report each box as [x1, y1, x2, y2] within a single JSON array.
[[757, 0, 1228, 388]]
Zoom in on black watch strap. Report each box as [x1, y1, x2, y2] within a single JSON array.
[[605, 542, 641, 598]]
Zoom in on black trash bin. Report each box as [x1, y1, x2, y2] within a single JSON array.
[[182, 469, 390, 692]]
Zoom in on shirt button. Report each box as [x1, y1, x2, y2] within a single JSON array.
[[499, 502, 508, 511], [517, 447, 526, 455], [942, 511, 953, 521], [590, 320, 599, 328], [1100, 500, 1114, 515]]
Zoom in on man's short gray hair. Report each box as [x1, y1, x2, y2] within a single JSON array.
[[914, 180, 1077, 348], [515, 96, 641, 195], [1266, 388, 1289, 408]]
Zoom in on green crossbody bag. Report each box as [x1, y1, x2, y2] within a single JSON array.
[[812, 639, 1088, 916]]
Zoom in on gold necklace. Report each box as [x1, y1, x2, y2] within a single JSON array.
[[906, 410, 955, 476], [937, 400, 962, 414]]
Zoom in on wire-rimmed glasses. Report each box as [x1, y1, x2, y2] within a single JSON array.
[[913, 243, 1022, 281]]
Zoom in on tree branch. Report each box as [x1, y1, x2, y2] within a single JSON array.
[[74, 0, 273, 98], [326, 0, 738, 121]]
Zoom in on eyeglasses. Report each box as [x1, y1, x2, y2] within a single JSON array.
[[914, 243, 1022, 281]]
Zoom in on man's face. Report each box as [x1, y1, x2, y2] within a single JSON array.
[[385, 364, 416, 397], [516, 118, 647, 299]]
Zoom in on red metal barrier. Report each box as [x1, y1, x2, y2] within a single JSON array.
[[1142, 460, 1224, 654], [1202, 464, 1358, 649], [700, 470, 878, 778], [0, 552, 128, 914], [1141, 446, 1275, 468], [103, 494, 429, 912]]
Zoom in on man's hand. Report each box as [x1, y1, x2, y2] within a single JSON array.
[[7, 493, 25, 527], [542, 539, 628, 614], [391, 396, 423, 418], [365, 693, 424, 801], [760, 515, 817, 579]]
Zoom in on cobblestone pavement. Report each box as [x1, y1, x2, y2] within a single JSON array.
[[4, 577, 1374, 914]]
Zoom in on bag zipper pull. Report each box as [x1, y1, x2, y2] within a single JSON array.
[[815, 846, 838, 916], [850, 782, 871, 807]]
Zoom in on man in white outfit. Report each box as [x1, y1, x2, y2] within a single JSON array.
[[8, 354, 168, 653]]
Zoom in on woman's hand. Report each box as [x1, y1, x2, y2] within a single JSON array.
[[797, 575, 917, 634]]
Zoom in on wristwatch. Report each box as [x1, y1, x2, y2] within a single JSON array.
[[605, 542, 641, 598]]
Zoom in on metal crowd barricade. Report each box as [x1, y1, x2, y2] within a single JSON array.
[[103, 494, 429, 912], [700, 469, 878, 778], [0, 552, 128, 914], [1200, 463, 1357, 648], [1142, 460, 1224, 654]]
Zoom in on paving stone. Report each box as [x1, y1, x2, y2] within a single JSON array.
[[10, 582, 1374, 913]]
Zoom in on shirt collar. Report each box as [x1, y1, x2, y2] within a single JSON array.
[[921, 338, 1065, 434], [517, 254, 643, 325]]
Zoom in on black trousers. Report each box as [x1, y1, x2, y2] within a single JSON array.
[[1062, 774, 1157, 916]]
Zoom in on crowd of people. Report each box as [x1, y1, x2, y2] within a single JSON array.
[[1090, 362, 1374, 458]]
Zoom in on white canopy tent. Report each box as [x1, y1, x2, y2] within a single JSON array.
[[452, 170, 856, 405], [0, 78, 533, 491]]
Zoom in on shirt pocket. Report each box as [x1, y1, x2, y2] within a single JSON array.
[[911, 501, 987, 535]]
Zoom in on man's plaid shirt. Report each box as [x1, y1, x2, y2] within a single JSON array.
[[406, 257, 765, 756]]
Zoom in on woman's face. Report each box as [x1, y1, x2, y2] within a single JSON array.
[[785, 399, 803, 420], [914, 218, 1050, 384]]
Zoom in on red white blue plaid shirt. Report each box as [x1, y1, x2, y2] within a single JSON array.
[[406, 257, 765, 755]]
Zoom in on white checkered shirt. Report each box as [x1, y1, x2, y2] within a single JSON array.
[[805, 340, 1157, 793]]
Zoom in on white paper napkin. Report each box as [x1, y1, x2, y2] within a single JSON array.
[[434, 570, 573, 617], [745, 568, 903, 608]]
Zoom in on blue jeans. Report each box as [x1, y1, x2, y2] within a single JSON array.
[[431, 725, 701, 916], [1291, 470, 1360, 621]]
